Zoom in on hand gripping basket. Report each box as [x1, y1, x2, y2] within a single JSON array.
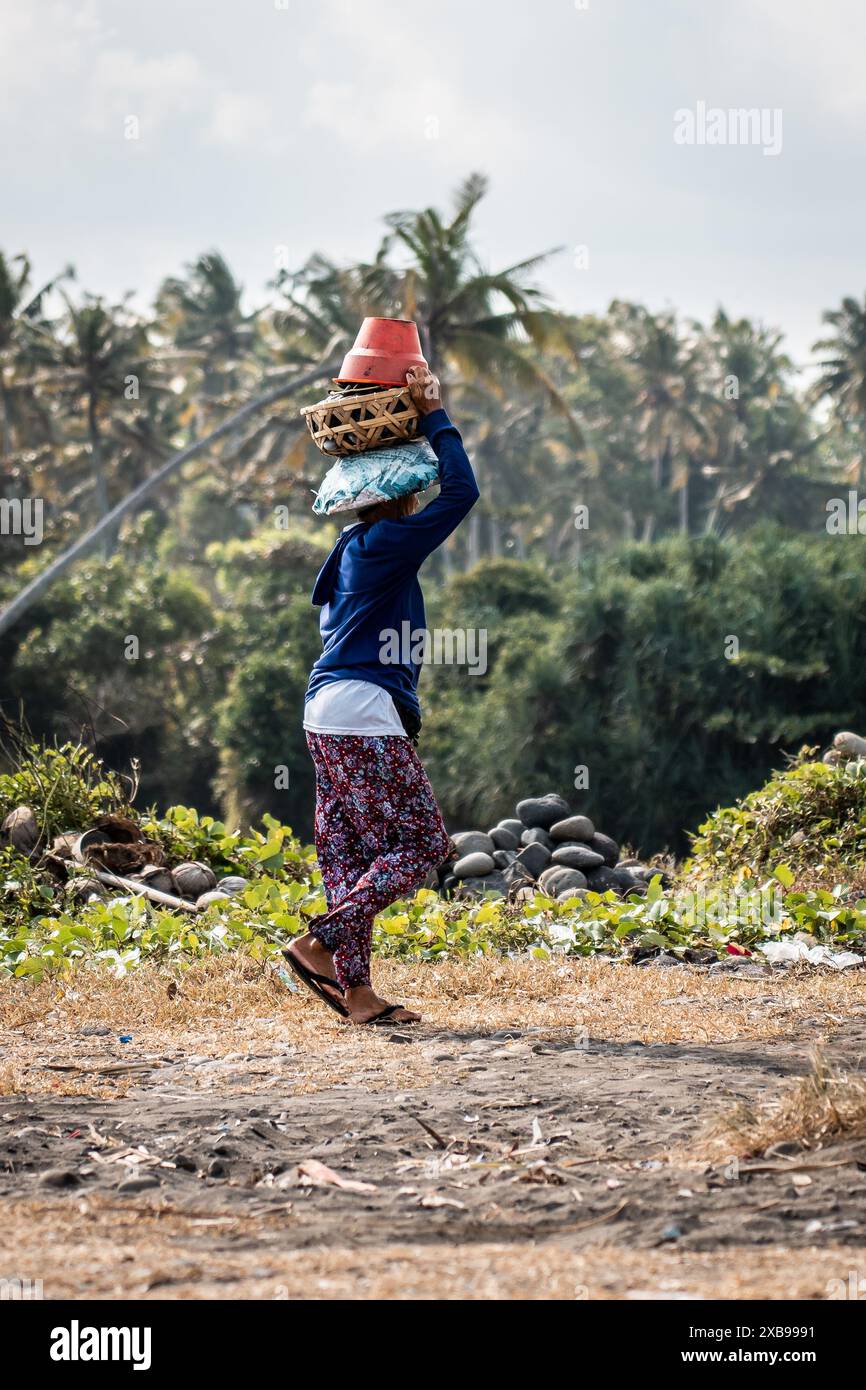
[[300, 383, 420, 457]]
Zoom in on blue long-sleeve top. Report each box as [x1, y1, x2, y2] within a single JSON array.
[[305, 408, 479, 720]]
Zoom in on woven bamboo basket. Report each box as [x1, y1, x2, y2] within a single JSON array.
[[300, 383, 420, 456]]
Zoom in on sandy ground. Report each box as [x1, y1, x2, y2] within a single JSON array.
[[2, 956, 866, 1300]]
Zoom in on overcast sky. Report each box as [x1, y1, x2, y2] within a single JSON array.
[[2, 0, 865, 370]]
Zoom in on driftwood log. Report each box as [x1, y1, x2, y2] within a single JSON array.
[[94, 869, 200, 914]]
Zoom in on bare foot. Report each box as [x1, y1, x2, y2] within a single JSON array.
[[344, 984, 421, 1025], [286, 932, 343, 1008]]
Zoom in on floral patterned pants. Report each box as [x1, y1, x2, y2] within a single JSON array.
[[305, 732, 450, 989]]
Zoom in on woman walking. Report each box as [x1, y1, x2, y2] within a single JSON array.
[[284, 366, 479, 1025]]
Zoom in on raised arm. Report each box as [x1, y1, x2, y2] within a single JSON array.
[[365, 368, 479, 568]]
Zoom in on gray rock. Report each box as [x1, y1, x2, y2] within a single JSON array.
[[40, 1168, 80, 1188], [557, 888, 587, 903], [516, 794, 571, 830], [492, 849, 517, 869], [549, 815, 595, 843], [589, 832, 620, 868], [496, 819, 525, 840], [477, 870, 509, 896], [454, 881, 484, 899], [636, 953, 683, 969], [514, 842, 552, 880], [441, 873, 458, 893], [550, 843, 604, 871], [612, 867, 641, 894], [521, 826, 553, 849], [709, 958, 770, 978], [502, 860, 535, 891], [764, 1140, 804, 1158], [538, 865, 588, 897], [586, 866, 622, 895], [489, 825, 520, 851], [512, 885, 537, 905], [117, 1173, 161, 1194], [629, 864, 672, 888], [452, 830, 496, 857], [453, 851, 496, 879]]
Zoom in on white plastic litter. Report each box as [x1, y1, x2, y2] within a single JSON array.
[[758, 940, 863, 969]]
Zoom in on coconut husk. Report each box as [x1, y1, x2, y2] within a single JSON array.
[[129, 865, 175, 896], [42, 853, 70, 882], [51, 831, 81, 860], [84, 841, 164, 875], [65, 877, 109, 906], [0, 805, 40, 856], [93, 814, 145, 845], [172, 861, 217, 899]]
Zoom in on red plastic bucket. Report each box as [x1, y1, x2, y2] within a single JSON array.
[[336, 317, 428, 387]]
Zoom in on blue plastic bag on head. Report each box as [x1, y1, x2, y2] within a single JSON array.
[[312, 439, 439, 516]]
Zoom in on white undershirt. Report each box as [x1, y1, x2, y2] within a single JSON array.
[[303, 679, 407, 737]]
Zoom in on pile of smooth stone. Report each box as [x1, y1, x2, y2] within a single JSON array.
[[438, 792, 666, 903]]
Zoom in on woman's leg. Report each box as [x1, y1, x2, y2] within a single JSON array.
[[307, 734, 450, 998], [307, 732, 369, 916], [287, 732, 371, 1009], [305, 732, 375, 990]]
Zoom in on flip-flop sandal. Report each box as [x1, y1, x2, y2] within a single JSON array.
[[281, 946, 348, 1019], [357, 1003, 417, 1027]]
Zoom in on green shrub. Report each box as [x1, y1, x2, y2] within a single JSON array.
[[689, 756, 866, 877]]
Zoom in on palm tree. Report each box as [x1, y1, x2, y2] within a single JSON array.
[[0, 355, 342, 640], [0, 252, 71, 458], [701, 310, 823, 529], [156, 250, 336, 508], [28, 293, 154, 531], [455, 384, 577, 568], [611, 303, 714, 538], [155, 251, 262, 404], [271, 252, 369, 365], [276, 175, 580, 431], [364, 174, 576, 414], [813, 294, 866, 483]]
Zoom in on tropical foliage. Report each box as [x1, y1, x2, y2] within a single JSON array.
[[2, 176, 865, 850], [3, 743, 866, 982]]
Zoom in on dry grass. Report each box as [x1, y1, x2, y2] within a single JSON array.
[[0, 1194, 855, 1300], [3, 953, 865, 1036], [704, 1050, 866, 1159], [1, 955, 864, 1099], [793, 862, 866, 896]]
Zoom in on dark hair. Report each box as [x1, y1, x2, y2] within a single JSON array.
[[356, 493, 420, 524]]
